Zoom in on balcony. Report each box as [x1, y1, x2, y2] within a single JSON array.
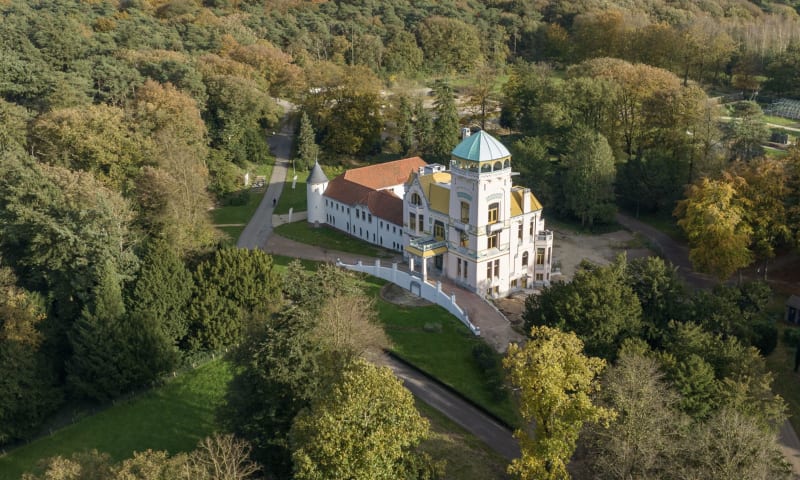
[[407, 236, 448, 258], [537, 230, 554, 242]]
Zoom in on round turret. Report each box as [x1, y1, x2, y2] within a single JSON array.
[[306, 161, 329, 225]]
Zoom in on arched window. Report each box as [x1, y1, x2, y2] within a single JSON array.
[[481, 163, 491, 173], [522, 251, 529, 267], [504, 159, 510, 169], [494, 161, 502, 171], [411, 192, 422, 206]]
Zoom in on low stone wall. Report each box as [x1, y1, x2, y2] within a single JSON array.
[[336, 259, 480, 336]]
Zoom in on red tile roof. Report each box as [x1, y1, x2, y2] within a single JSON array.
[[341, 157, 427, 190], [324, 177, 403, 224]]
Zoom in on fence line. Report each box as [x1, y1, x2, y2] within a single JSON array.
[[0, 350, 224, 457], [336, 258, 481, 336]]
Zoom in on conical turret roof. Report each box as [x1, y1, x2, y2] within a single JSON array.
[[451, 130, 510, 161], [306, 160, 328, 184]]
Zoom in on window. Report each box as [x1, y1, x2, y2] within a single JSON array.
[[459, 230, 468, 247], [522, 251, 529, 267], [360, 227, 362, 236], [409, 213, 416, 231], [518, 223, 523, 240], [536, 273, 544, 281], [325, 199, 328, 206], [488, 232, 498, 249], [488, 203, 499, 224], [463, 262, 468, 279], [529, 218, 535, 237], [546, 247, 551, 264], [460, 201, 469, 223], [487, 259, 500, 279], [536, 248, 545, 265], [393, 226, 396, 233], [368, 214, 372, 223], [419, 215, 424, 232], [434, 221, 445, 240], [457, 258, 462, 277], [411, 193, 422, 206]]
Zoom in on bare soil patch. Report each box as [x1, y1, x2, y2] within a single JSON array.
[[495, 226, 655, 327], [380, 282, 432, 307]]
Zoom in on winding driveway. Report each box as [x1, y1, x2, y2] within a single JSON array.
[[242, 104, 520, 461]]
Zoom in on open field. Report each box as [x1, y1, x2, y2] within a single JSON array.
[[0, 361, 231, 479]]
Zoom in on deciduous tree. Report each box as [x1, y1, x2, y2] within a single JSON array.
[[561, 127, 616, 226], [675, 177, 753, 280], [290, 359, 429, 480], [504, 325, 614, 480]]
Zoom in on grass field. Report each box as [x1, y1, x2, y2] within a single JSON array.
[[274, 164, 344, 214], [211, 163, 274, 243], [0, 361, 231, 479], [360, 281, 519, 427], [273, 221, 395, 258]]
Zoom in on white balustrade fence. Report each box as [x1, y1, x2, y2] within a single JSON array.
[[336, 259, 480, 336]]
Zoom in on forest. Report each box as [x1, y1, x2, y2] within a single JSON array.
[[2, 0, 800, 478]]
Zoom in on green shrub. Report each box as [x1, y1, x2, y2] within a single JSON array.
[[782, 327, 800, 347]]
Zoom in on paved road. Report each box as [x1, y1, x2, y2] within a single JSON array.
[[385, 355, 519, 460], [243, 102, 520, 461], [616, 212, 800, 478], [237, 101, 294, 250]]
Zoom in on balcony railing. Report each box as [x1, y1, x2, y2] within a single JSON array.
[[537, 230, 554, 242], [408, 236, 447, 252]]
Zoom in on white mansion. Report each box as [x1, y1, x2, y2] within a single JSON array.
[[306, 130, 554, 298]]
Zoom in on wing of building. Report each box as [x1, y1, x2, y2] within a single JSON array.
[[306, 130, 554, 298]]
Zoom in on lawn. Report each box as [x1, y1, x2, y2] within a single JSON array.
[[273, 254, 518, 427], [212, 189, 266, 226], [273, 221, 394, 258], [211, 163, 274, 243], [361, 281, 519, 427], [764, 114, 800, 127], [0, 360, 231, 479], [274, 164, 343, 215]]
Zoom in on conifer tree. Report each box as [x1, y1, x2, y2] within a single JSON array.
[[296, 111, 318, 172], [431, 81, 459, 161]]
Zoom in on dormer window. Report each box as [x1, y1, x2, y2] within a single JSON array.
[[411, 193, 422, 206]]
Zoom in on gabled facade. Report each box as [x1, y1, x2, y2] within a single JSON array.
[[307, 131, 554, 298]]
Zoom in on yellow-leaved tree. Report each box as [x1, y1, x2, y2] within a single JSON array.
[[504, 325, 614, 480], [674, 176, 753, 281]]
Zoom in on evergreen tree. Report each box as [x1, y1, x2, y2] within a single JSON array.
[[296, 111, 318, 172], [128, 239, 194, 348], [67, 261, 133, 401], [188, 248, 281, 350], [431, 81, 459, 161]]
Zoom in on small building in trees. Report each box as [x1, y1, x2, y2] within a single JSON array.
[[306, 130, 554, 297], [787, 295, 800, 324]]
